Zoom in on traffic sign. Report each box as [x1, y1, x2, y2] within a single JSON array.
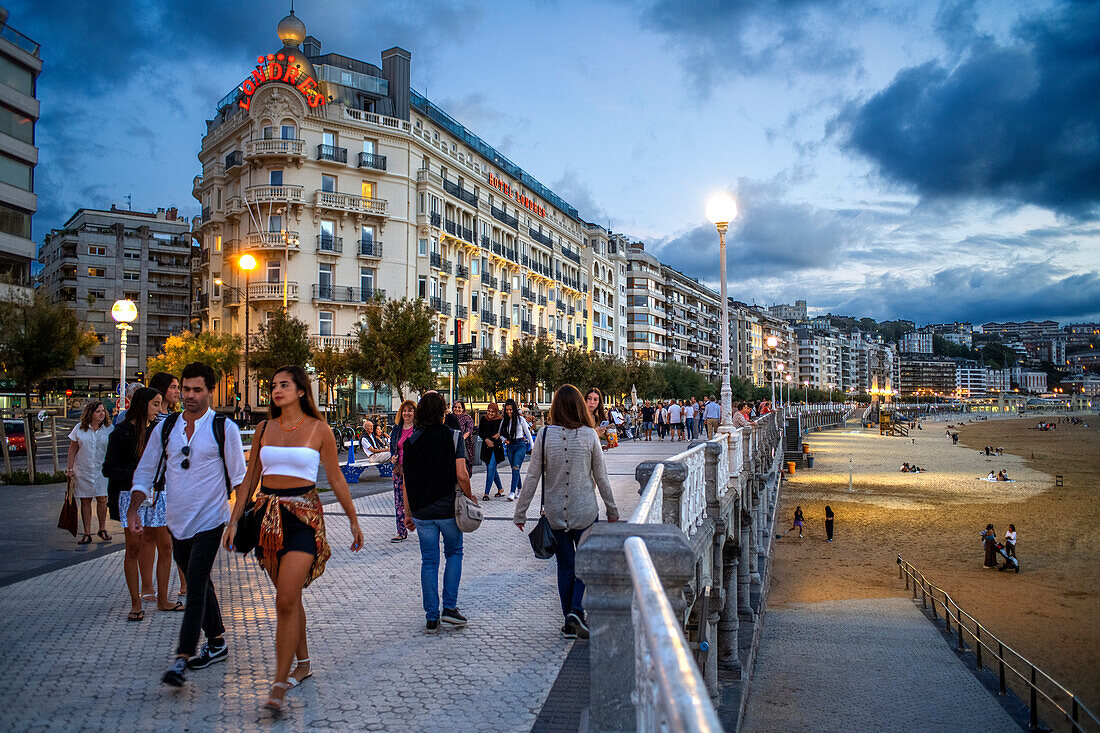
[[116, 397, 129, 412]]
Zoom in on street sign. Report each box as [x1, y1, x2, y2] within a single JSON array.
[[116, 397, 129, 412], [457, 343, 474, 363]]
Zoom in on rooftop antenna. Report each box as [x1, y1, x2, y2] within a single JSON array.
[[125, 194, 132, 211]]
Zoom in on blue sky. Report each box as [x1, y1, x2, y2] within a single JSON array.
[[16, 0, 1100, 324]]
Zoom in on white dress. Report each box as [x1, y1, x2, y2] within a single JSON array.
[[68, 424, 111, 498]]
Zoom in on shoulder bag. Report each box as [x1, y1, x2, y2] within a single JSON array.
[[528, 427, 557, 559], [231, 420, 268, 553], [453, 429, 483, 532], [57, 476, 78, 537]]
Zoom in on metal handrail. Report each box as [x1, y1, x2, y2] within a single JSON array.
[[631, 463, 664, 524], [898, 556, 1098, 732], [624, 537, 722, 733]]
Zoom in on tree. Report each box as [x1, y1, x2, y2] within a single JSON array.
[[248, 309, 311, 384], [147, 330, 241, 381], [311, 346, 353, 419], [0, 291, 98, 406], [621, 357, 661, 399], [349, 297, 435, 401], [655, 361, 711, 399], [465, 348, 511, 400], [506, 337, 558, 402]]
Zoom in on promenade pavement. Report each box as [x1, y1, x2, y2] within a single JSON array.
[[742, 597, 1021, 732], [0, 434, 682, 732]]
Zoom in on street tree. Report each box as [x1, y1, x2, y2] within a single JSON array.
[[350, 297, 435, 401], [466, 348, 511, 400], [0, 291, 99, 407], [148, 330, 242, 382], [506, 337, 557, 402], [248, 309, 312, 384], [311, 346, 351, 419]]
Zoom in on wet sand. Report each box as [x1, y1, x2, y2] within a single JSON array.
[[769, 415, 1100, 712]]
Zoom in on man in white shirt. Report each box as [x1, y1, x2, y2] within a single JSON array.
[[128, 362, 246, 687], [667, 400, 683, 441]]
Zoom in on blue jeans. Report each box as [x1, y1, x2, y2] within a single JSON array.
[[412, 517, 463, 621], [505, 441, 528, 495], [686, 419, 696, 440], [484, 452, 503, 496], [552, 522, 593, 619]]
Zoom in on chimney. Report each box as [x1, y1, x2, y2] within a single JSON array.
[[166, 207, 178, 220], [303, 35, 321, 58], [381, 47, 411, 120]]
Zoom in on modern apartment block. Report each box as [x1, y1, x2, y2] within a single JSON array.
[[931, 322, 973, 348], [899, 355, 956, 396], [898, 328, 933, 354], [38, 207, 194, 391], [0, 6, 39, 298], [768, 300, 807, 323]]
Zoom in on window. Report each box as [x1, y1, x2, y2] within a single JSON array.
[[281, 124, 296, 140], [124, 291, 139, 300], [123, 271, 139, 281], [319, 219, 336, 249], [88, 245, 106, 256], [124, 250, 140, 260], [269, 169, 283, 186], [0, 56, 33, 96], [91, 355, 105, 366], [361, 181, 373, 199], [321, 174, 336, 193], [471, 259, 479, 276], [88, 267, 105, 277], [0, 154, 31, 191], [363, 139, 375, 155], [262, 125, 275, 139], [319, 311, 334, 336], [471, 292, 479, 312], [212, 280, 222, 298], [360, 225, 375, 244], [322, 130, 336, 148], [318, 263, 333, 289], [0, 202, 30, 239], [360, 267, 374, 295], [88, 289, 105, 299], [417, 276, 427, 299], [212, 318, 221, 332], [0, 105, 33, 144], [418, 238, 428, 257], [266, 260, 281, 283], [268, 215, 282, 233], [214, 235, 222, 252]]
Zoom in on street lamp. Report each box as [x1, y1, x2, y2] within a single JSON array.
[[111, 299, 138, 414], [785, 374, 792, 410], [766, 335, 779, 405], [238, 254, 258, 408], [706, 192, 738, 425], [775, 360, 784, 408], [803, 379, 810, 405]]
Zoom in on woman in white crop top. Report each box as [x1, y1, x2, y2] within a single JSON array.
[[225, 366, 363, 715]]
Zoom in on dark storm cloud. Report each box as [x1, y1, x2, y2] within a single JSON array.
[[829, 262, 1100, 324], [835, 0, 1100, 217], [636, 0, 866, 92]]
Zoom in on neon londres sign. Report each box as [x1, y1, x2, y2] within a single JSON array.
[[238, 53, 326, 110], [487, 172, 546, 218]]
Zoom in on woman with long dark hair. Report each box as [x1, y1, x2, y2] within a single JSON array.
[[479, 402, 505, 499], [388, 400, 417, 543], [515, 385, 619, 639], [148, 371, 187, 604], [103, 387, 182, 619], [585, 388, 609, 449], [225, 365, 363, 714], [66, 400, 111, 544], [500, 398, 533, 501]]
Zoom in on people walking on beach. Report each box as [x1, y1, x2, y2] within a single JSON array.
[[389, 400, 417, 542], [479, 402, 506, 498], [825, 506, 834, 542], [668, 399, 683, 441], [782, 506, 805, 538], [514, 384, 619, 640], [225, 365, 363, 714], [399, 391, 475, 634], [1003, 524, 1017, 561], [981, 524, 998, 568], [125, 362, 247, 687], [656, 401, 668, 440], [500, 398, 533, 501], [684, 398, 697, 440], [66, 401, 112, 544]]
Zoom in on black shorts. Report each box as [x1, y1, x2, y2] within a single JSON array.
[[255, 504, 318, 560]]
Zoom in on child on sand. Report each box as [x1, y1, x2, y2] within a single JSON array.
[[781, 506, 805, 539]]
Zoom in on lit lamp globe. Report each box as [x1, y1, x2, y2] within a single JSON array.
[[705, 193, 738, 226], [776, 362, 785, 373], [239, 254, 258, 271], [111, 299, 138, 324], [766, 335, 778, 349]]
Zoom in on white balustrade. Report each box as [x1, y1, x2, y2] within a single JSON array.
[[713, 435, 730, 499], [677, 446, 706, 536], [631, 463, 665, 524]]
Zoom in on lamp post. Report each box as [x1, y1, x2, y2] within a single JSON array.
[[804, 379, 810, 406], [785, 374, 792, 410], [766, 335, 778, 405], [706, 192, 738, 425], [238, 254, 258, 408], [110, 299, 138, 414], [776, 361, 785, 409]]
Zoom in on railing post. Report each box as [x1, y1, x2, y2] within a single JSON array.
[[738, 507, 753, 621], [998, 642, 1006, 695], [717, 528, 741, 676], [931, 590, 938, 621], [957, 606, 964, 652], [1030, 666, 1039, 730], [921, 584, 927, 609], [975, 626, 982, 670]]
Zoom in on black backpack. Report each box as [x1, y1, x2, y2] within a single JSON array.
[[152, 412, 234, 498]]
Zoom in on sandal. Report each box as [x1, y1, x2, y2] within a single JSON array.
[[288, 658, 312, 687], [127, 609, 144, 622], [97, 529, 112, 541], [141, 593, 156, 604], [78, 534, 92, 545], [263, 681, 291, 714], [494, 490, 505, 497], [159, 601, 185, 612]]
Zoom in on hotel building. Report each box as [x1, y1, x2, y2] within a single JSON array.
[[192, 13, 596, 405]]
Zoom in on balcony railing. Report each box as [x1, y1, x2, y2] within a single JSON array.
[[309, 334, 359, 352], [442, 179, 478, 206], [430, 212, 442, 227], [248, 281, 299, 301], [538, 296, 548, 307], [480, 310, 497, 326], [521, 287, 536, 302], [500, 316, 511, 329], [358, 240, 383, 258], [538, 327, 548, 338], [314, 190, 387, 216], [246, 138, 305, 158], [444, 219, 458, 236], [481, 235, 491, 248], [529, 228, 554, 248], [441, 259, 453, 275], [317, 144, 348, 163], [246, 231, 300, 251], [456, 304, 469, 320], [456, 264, 470, 280], [556, 330, 567, 341], [460, 226, 475, 243], [481, 272, 490, 286], [506, 247, 519, 263], [357, 152, 387, 170], [312, 284, 384, 303], [245, 185, 304, 205], [489, 276, 499, 290], [429, 297, 451, 316], [563, 248, 582, 264], [225, 150, 244, 170], [491, 206, 518, 228], [521, 321, 534, 335], [316, 235, 342, 254]]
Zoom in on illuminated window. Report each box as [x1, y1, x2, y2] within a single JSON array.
[[361, 181, 373, 199], [214, 235, 222, 252], [88, 245, 106, 256], [88, 267, 105, 277]]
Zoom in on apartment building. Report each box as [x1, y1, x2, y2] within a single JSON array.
[[899, 355, 956, 396], [898, 328, 933, 354], [932, 322, 973, 348], [586, 223, 625, 357], [768, 300, 807, 323], [38, 207, 194, 391], [0, 6, 39, 298], [192, 12, 593, 404], [954, 359, 988, 397]]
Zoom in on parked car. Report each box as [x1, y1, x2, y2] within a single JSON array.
[[3, 420, 26, 455]]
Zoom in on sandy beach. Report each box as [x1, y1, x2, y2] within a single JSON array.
[[769, 414, 1100, 712]]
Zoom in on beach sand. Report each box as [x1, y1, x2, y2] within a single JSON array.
[[769, 415, 1100, 712]]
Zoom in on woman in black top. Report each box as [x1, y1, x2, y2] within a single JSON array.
[[479, 402, 505, 500], [825, 506, 834, 542], [400, 392, 476, 632]]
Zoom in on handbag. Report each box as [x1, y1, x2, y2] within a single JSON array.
[[232, 421, 268, 554], [57, 477, 78, 537], [453, 429, 483, 532], [528, 428, 557, 559]]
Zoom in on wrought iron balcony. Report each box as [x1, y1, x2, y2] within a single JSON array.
[[480, 310, 496, 326], [506, 247, 519, 263], [489, 276, 499, 290], [317, 144, 348, 163], [357, 152, 387, 170], [538, 327, 548, 338], [521, 287, 536, 302], [520, 321, 534, 335], [538, 296, 548, 307], [444, 218, 458, 236], [456, 304, 469, 320], [441, 259, 453, 275], [430, 252, 442, 269], [481, 272, 490, 286], [358, 240, 383, 258], [430, 212, 441, 227], [501, 281, 512, 294], [556, 330, 567, 341], [456, 264, 469, 280], [442, 179, 478, 206], [562, 248, 582, 264], [225, 150, 243, 170], [312, 284, 385, 303], [529, 228, 554, 248], [429, 297, 452, 316], [481, 235, 491, 248], [460, 226, 474, 243], [500, 316, 511, 329], [316, 234, 342, 254], [491, 206, 518, 228]]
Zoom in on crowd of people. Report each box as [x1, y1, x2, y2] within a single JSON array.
[[981, 523, 1019, 572]]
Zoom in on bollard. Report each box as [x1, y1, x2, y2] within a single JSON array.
[[51, 415, 59, 474]]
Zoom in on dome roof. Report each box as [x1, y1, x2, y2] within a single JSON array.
[[277, 11, 307, 47], [279, 46, 316, 82]]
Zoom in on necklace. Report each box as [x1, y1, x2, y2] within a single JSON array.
[[280, 415, 306, 432]]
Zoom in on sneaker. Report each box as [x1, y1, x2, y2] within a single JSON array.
[[162, 657, 188, 686], [187, 639, 228, 669], [426, 619, 440, 633], [566, 612, 589, 640], [441, 608, 467, 627], [507, 493, 515, 501], [561, 623, 577, 639]]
